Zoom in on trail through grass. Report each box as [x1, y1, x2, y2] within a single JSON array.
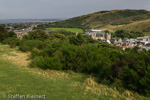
[[0, 44, 149, 100]]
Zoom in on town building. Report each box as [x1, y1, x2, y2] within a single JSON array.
[[84, 29, 150, 51], [110, 38, 122, 45], [5, 26, 14, 32], [85, 32, 111, 41]]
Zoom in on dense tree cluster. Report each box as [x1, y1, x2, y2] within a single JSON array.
[[114, 30, 144, 38], [0, 25, 16, 42], [23, 29, 49, 41]]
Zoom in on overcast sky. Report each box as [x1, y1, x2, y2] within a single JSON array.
[[0, 0, 150, 19]]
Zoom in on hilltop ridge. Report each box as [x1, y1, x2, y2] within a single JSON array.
[[46, 9, 150, 34]]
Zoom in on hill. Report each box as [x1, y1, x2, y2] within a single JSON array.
[[100, 19, 150, 35], [46, 9, 150, 34]]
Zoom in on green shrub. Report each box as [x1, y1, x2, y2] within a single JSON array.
[[114, 30, 144, 38], [3, 37, 20, 48], [23, 29, 49, 41], [30, 49, 41, 59], [19, 40, 47, 52], [3, 31, 150, 96], [30, 57, 62, 70], [0, 25, 17, 42]]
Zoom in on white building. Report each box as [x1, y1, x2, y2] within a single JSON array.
[[137, 36, 150, 45], [125, 38, 137, 47], [91, 29, 102, 32]]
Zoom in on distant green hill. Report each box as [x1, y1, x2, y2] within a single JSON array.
[[45, 9, 150, 35], [48, 9, 150, 28]]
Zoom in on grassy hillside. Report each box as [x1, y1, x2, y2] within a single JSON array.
[[0, 44, 150, 100], [45, 9, 150, 35], [82, 9, 150, 28], [100, 19, 150, 35], [48, 9, 150, 28]]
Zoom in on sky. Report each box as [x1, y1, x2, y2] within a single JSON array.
[[0, 0, 150, 19]]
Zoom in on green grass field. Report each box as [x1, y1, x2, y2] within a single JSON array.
[[46, 27, 83, 33], [0, 44, 149, 100]]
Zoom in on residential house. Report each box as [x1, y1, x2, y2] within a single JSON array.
[[110, 38, 122, 45], [5, 26, 14, 32], [85, 32, 111, 41], [125, 38, 137, 47], [137, 36, 150, 45]]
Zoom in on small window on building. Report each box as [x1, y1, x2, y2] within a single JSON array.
[[147, 39, 149, 41]]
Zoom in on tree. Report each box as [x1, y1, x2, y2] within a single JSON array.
[[49, 33, 65, 40], [114, 30, 144, 38], [0, 25, 17, 42], [8, 31, 17, 37], [23, 29, 49, 41], [104, 30, 109, 33], [69, 33, 85, 45]]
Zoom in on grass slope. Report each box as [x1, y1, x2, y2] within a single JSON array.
[[0, 44, 149, 100], [49, 9, 150, 28], [47, 9, 150, 35], [100, 19, 150, 35], [46, 27, 83, 33]]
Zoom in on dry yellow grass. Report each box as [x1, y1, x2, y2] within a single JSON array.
[[0, 44, 76, 81], [69, 76, 149, 100], [1, 51, 30, 67]]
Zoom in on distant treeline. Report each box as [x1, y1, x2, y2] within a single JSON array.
[[112, 30, 144, 38]]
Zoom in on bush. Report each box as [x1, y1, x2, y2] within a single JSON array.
[[30, 57, 62, 70], [114, 30, 144, 38], [3, 37, 20, 48], [3, 30, 150, 96], [23, 29, 49, 41], [19, 40, 47, 52], [0, 25, 17, 42]]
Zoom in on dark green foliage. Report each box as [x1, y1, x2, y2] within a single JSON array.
[[0, 25, 17, 42], [49, 33, 65, 40], [30, 49, 41, 59], [23, 29, 49, 41], [39, 41, 63, 57], [1, 27, 150, 96], [114, 30, 144, 38], [139, 65, 150, 96], [2, 37, 20, 48], [69, 33, 85, 45], [7, 31, 17, 37], [30, 41, 150, 96], [104, 30, 110, 33], [117, 51, 150, 96], [84, 35, 98, 43], [69, 33, 97, 45], [30, 57, 62, 70], [18, 40, 47, 52]]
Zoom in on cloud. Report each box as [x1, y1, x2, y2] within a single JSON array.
[[0, 0, 149, 19]]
